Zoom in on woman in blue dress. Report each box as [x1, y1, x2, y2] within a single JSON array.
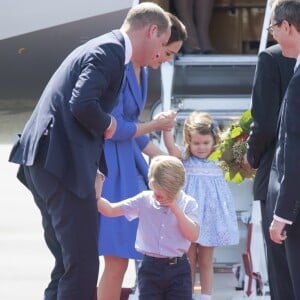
[[163, 111, 239, 300], [97, 14, 187, 300]]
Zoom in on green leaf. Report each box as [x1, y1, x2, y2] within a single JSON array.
[[208, 149, 222, 160], [225, 170, 244, 184], [225, 171, 231, 182], [230, 126, 243, 138], [239, 109, 252, 132], [231, 172, 243, 184]]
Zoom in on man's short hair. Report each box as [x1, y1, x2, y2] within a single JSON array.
[[123, 2, 171, 36]]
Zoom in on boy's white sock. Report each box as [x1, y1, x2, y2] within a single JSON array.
[[200, 294, 211, 300]]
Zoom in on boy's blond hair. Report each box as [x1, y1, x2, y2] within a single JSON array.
[[148, 155, 186, 196]]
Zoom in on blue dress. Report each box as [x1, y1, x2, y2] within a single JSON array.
[[183, 156, 239, 246], [98, 62, 149, 259]]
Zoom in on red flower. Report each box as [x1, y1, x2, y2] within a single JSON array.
[[236, 133, 249, 142]]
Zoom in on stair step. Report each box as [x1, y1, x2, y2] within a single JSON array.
[[175, 54, 257, 66], [173, 95, 251, 106], [150, 95, 251, 125]]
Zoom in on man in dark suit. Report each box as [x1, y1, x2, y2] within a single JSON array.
[[8, 3, 171, 300], [247, 43, 295, 299], [267, 1, 300, 298]]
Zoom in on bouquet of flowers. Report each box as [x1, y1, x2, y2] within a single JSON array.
[[209, 109, 256, 184]]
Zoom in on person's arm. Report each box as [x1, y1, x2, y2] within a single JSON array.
[[111, 65, 176, 142], [95, 173, 105, 199], [134, 111, 177, 138], [111, 102, 176, 141], [247, 50, 283, 168], [269, 74, 300, 246], [70, 43, 124, 138], [170, 202, 199, 242], [97, 197, 124, 217], [161, 197, 199, 242], [163, 130, 182, 158], [142, 140, 166, 158], [104, 115, 117, 139], [274, 74, 300, 223]]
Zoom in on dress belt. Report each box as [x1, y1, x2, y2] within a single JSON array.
[[143, 254, 187, 265]]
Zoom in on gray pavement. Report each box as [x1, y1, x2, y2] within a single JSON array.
[[0, 145, 53, 299], [0, 100, 52, 299]]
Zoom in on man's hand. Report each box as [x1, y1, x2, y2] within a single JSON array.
[[243, 154, 251, 169], [269, 219, 287, 244]]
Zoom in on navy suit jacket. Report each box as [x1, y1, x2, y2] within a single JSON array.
[[271, 64, 300, 222], [247, 44, 295, 201], [9, 30, 126, 198]]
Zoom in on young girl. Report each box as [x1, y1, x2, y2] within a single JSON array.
[[163, 111, 239, 300]]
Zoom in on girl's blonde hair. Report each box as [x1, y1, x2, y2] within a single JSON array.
[[148, 155, 186, 196], [183, 111, 220, 159]]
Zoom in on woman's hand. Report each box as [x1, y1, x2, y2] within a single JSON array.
[[153, 110, 177, 131], [104, 115, 117, 139]]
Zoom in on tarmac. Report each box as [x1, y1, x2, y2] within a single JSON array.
[[0, 99, 49, 299]]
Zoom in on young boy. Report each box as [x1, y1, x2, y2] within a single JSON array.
[[97, 155, 200, 300]]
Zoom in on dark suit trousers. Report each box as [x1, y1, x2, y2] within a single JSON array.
[[260, 201, 295, 300], [22, 156, 99, 300], [285, 213, 300, 300]]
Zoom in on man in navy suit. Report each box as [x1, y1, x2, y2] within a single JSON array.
[[267, 1, 300, 298], [8, 3, 171, 300], [247, 44, 295, 299]]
